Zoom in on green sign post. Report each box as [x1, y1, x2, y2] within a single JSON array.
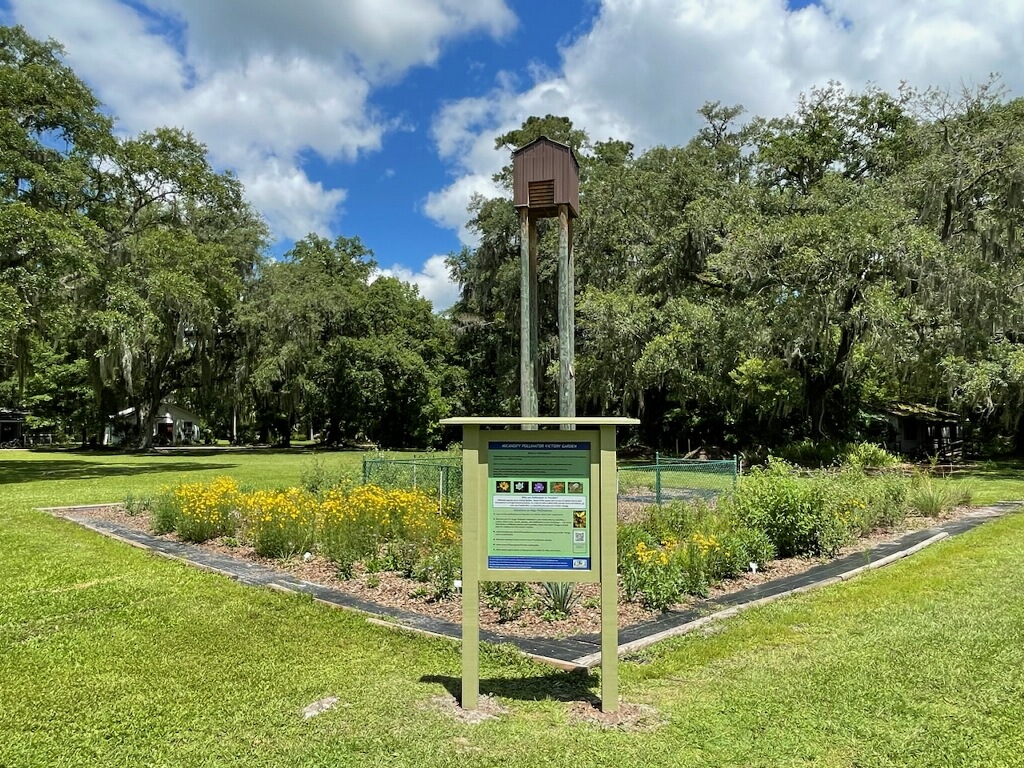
[[440, 416, 639, 714]]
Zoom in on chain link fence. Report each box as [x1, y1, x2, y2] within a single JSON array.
[[617, 456, 738, 521], [362, 453, 736, 521], [362, 456, 463, 517]]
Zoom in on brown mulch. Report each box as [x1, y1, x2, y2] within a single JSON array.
[[57, 502, 982, 639]]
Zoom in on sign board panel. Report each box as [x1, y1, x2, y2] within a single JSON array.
[[487, 440, 591, 571]]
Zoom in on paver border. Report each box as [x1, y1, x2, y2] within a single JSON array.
[[41, 502, 1019, 670]]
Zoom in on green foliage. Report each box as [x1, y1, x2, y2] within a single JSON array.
[[909, 476, 977, 517], [539, 582, 579, 620], [844, 442, 900, 469], [149, 490, 179, 535], [482, 581, 533, 623], [777, 440, 899, 469], [238, 236, 460, 448], [299, 456, 359, 496], [415, 544, 461, 601], [7, 451, 1024, 767], [725, 459, 910, 557]]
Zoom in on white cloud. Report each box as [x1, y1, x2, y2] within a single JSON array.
[[379, 255, 461, 313], [9, 0, 515, 242], [424, 172, 505, 247], [144, 0, 516, 77], [425, 0, 1024, 239]]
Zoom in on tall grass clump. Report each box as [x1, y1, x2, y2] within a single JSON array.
[[909, 476, 976, 517]]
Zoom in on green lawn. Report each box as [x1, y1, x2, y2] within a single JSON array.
[[958, 460, 1024, 505], [2, 451, 1024, 766]]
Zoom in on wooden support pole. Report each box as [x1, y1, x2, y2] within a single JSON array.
[[519, 209, 538, 421], [529, 216, 540, 409], [460, 426, 481, 710], [599, 425, 618, 713], [557, 204, 576, 428]]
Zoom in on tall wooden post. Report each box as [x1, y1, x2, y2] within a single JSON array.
[[557, 204, 575, 427], [519, 209, 538, 420], [512, 136, 579, 424]]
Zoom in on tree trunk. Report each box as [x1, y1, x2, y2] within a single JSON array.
[[137, 383, 162, 451]]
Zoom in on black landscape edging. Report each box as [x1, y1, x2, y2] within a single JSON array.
[[50, 502, 1018, 667]]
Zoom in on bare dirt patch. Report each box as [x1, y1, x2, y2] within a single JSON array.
[[422, 693, 509, 725], [565, 700, 665, 730]]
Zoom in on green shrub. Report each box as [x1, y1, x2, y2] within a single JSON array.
[[776, 440, 899, 469], [482, 582, 533, 623], [843, 442, 900, 469], [725, 459, 902, 558], [776, 439, 847, 468], [150, 490, 179, 535]]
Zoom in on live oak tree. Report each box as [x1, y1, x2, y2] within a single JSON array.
[[240, 234, 461, 447], [0, 25, 112, 390], [88, 128, 266, 449]]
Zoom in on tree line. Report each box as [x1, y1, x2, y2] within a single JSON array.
[[4, 25, 1024, 453]]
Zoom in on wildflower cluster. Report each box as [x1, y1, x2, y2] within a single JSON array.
[[151, 478, 460, 591], [237, 487, 317, 558], [619, 501, 775, 611], [318, 485, 457, 577], [171, 477, 239, 543]]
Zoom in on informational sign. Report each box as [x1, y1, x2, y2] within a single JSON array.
[[486, 441, 591, 570], [439, 416, 638, 716]]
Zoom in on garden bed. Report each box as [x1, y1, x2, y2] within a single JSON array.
[[56, 499, 978, 639]]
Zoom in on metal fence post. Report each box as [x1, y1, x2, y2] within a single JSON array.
[[438, 466, 446, 516], [362, 456, 367, 485], [655, 463, 662, 505]]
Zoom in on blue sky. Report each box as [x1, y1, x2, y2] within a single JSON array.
[[4, 1, 1023, 310]]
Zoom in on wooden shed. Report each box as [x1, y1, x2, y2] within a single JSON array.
[[512, 137, 580, 218], [880, 403, 962, 460], [0, 409, 26, 447]]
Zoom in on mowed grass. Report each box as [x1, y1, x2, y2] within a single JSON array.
[[2, 451, 1024, 767], [0, 448, 368, 508], [958, 459, 1024, 505]]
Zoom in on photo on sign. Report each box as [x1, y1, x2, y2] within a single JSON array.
[[573, 510, 587, 529], [567, 481, 584, 493], [513, 480, 529, 493], [495, 481, 510, 493], [551, 481, 566, 493], [532, 481, 547, 493]]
